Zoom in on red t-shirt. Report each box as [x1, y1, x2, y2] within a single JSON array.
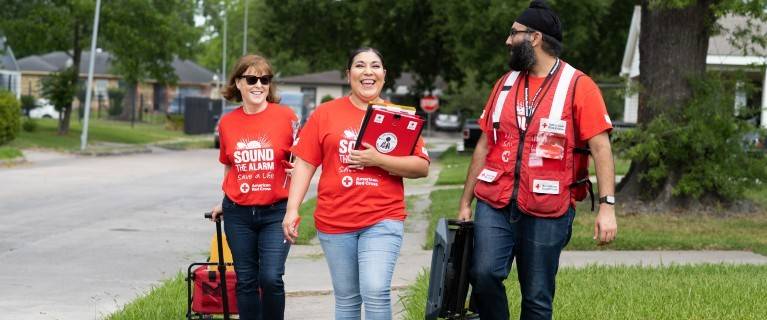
[[479, 72, 613, 140], [291, 97, 430, 234], [218, 104, 298, 205]]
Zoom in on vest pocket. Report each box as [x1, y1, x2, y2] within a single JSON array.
[[519, 173, 570, 217], [474, 164, 512, 208]]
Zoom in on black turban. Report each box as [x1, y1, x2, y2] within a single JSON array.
[[514, 0, 562, 42]]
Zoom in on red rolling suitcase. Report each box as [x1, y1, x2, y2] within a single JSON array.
[[186, 212, 238, 320]]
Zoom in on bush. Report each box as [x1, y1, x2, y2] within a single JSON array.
[[321, 94, 334, 103], [108, 87, 125, 117], [0, 90, 21, 145], [614, 76, 767, 201], [165, 114, 184, 131], [22, 118, 38, 132], [20, 95, 36, 116]]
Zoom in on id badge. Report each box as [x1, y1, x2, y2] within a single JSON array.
[[534, 132, 565, 160], [535, 118, 566, 160]]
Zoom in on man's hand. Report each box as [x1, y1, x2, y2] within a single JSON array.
[[594, 204, 617, 245], [458, 204, 474, 221]]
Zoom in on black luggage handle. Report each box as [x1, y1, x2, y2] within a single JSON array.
[[204, 212, 231, 320]]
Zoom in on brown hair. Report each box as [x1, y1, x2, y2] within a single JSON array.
[[221, 54, 280, 103]]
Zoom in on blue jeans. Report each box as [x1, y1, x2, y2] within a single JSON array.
[[470, 200, 575, 320], [318, 219, 404, 320], [222, 196, 290, 320]]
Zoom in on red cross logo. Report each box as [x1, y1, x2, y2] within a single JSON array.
[[342, 176, 354, 188]]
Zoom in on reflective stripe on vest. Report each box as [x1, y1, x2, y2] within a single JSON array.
[[548, 64, 576, 121], [491, 71, 520, 142]]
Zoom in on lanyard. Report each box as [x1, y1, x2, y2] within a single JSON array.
[[523, 58, 560, 120]]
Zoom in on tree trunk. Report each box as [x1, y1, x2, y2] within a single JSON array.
[[120, 82, 138, 121], [58, 15, 83, 135], [617, 0, 714, 209]]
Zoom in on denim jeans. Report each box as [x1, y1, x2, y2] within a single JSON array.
[[470, 200, 575, 320], [318, 219, 404, 320], [222, 196, 290, 320]]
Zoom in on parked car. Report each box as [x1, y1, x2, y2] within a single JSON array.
[[280, 91, 308, 125], [213, 105, 239, 149], [434, 112, 462, 131], [29, 99, 60, 119], [462, 118, 482, 150]]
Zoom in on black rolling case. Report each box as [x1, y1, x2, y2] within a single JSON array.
[[426, 218, 479, 319]]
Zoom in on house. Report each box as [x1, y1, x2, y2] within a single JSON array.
[[16, 50, 217, 112], [0, 36, 21, 99], [621, 5, 767, 128], [278, 70, 446, 114]]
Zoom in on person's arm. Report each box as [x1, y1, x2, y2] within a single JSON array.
[[349, 142, 428, 178], [588, 132, 617, 244], [457, 133, 489, 221], [211, 165, 231, 221], [282, 157, 317, 243]]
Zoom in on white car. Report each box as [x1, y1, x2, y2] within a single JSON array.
[[29, 99, 60, 119]]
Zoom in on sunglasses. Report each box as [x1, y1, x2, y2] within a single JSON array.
[[239, 75, 273, 86]]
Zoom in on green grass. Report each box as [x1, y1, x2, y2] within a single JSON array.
[[105, 272, 187, 320], [0, 146, 22, 160], [423, 188, 767, 255], [400, 264, 767, 320], [590, 155, 631, 176], [435, 147, 472, 185], [9, 118, 185, 151], [296, 198, 317, 245]]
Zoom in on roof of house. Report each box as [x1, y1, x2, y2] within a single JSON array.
[[0, 36, 20, 72], [708, 14, 767, 57], [621, 5, 767, 78], [279, 70, 348, 86], [17, 50, 215, 84], [278, 70, 446, 90]]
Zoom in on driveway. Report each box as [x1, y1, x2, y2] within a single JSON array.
[[0, 149, 237, 319]]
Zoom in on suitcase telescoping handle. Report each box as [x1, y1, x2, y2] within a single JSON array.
[[204, 212, 231, 320]]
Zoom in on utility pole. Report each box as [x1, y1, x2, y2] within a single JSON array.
[[242, 0, 248, 55], [80, 0, 102, 151], [222, 1, 228, 113]]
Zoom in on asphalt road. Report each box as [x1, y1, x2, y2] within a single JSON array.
[[0, 148, 242, 319]]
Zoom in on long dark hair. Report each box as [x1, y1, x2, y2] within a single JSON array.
[[346, 47, 385, 70]]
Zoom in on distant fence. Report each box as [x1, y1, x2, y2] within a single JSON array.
[[183, 97, 221, 134]]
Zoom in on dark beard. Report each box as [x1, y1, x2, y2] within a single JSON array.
[[508, 40, 536, 71]]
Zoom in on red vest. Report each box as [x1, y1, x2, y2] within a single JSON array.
[[474, 62, 590, 218]]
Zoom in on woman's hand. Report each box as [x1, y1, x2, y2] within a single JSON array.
[[349, 142, 381, 169], [282, 159, 295, 177], [282, 209, 301, 244], [210, 203, 223, 221]]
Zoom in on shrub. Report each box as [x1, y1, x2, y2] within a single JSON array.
[[614, 76, 767, 201], [108, 87, 125, 117], [321, 94, 334, 103], [0, 90, 21, 145], [22, 118, 38, 132], [20, 95, 36, 116], [165, 114, 184, 131]]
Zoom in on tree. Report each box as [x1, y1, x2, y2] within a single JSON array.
[[1, 0, 199, 132], [617, 0, 767, 210], [0, 0, 94, 134]]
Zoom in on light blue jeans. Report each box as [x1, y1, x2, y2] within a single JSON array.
[[318, 219, 404, 320]]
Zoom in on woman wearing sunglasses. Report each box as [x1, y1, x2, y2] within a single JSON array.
[[210, 54, 298, 320], [282, 47, 430, 319]]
